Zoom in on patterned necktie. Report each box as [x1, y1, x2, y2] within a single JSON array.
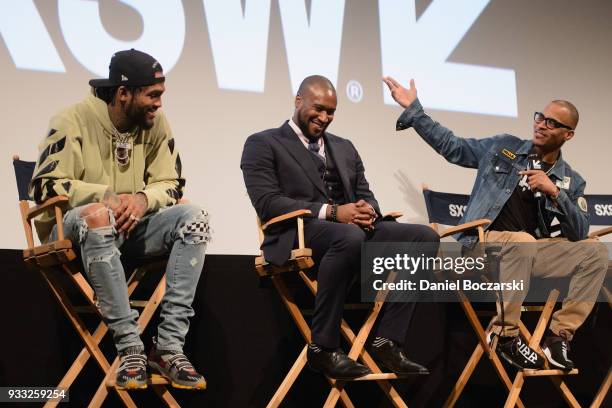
[[308, 138, 325, 163]]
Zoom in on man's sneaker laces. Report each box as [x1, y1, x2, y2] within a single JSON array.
[[116, 347, 148, 390], [149, 350, 206, 390]]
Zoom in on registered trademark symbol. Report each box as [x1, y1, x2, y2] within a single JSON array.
[[346, 80, 363, 103]]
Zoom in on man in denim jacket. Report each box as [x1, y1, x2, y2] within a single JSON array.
[[384, 77, 608, 371]]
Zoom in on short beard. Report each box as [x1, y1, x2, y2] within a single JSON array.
[[296, 117, 313, 139], [139, 114, 154, 130], [533, 139, 565, 158], [124, 101, 152, 130]]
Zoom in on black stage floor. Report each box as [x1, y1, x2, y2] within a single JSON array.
[[1, 250, 610, 407]]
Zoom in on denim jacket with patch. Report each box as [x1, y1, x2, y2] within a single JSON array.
[[397, 99, 590, 247]]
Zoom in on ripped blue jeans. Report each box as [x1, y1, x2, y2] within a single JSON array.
[[49, 204, 210, 353]]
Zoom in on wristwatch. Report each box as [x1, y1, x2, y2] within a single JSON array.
[[331, 204, 338, 222]]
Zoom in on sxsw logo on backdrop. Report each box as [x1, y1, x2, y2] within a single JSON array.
[[0, 0, 517, 116], [595, 204, 612, 217]]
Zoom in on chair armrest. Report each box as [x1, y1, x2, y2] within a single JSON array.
[[27, 196, 70, 221], [382, 211, 403, 220], [588, 226, 612, 239], [261, 209, 312, 231], [439, 218, 491, 238]]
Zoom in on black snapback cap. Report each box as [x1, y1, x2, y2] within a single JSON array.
[[89, 49, 165, 88]]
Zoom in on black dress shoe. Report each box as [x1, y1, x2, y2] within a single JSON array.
[[369, 340, 429, 375], [307, 346, 371, 380]]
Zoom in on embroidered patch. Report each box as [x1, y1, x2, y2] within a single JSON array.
[[502, 149, 516, 160], [186, 220, 207, 234], [563, 176, 571, 189], [183, 215, 212, 245], [577, 197, 588, 212]]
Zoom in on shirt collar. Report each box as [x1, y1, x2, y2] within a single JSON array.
[[288, 118, 324, 150], [547, 151, 567, 180]]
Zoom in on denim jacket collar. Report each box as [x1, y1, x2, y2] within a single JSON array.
[[516, 140, 567, 180]]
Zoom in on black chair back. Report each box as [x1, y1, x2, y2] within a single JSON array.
[[422, 188, 469, 226], [13, 159, 35, 201], [585, 194, 612, 227]]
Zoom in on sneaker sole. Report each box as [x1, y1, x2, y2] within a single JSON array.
[[149, 362, 207, 390], [542, 346, 572, 370], [116, 380, 148, 390]]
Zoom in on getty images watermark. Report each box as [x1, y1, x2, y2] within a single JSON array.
[[360, 242, 611, 303], [370, 251, 523, 292]]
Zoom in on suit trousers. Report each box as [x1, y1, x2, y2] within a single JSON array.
[[304, 219, 440, 348]]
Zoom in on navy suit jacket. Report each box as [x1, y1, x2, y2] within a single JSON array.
[[240, 121, 381, 265]]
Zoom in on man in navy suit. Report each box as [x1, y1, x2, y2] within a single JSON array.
[[241, 75, 439, 379]]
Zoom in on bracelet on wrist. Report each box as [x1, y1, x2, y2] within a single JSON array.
[[551, 188, 560, 200], [331, 204, 338, 222]]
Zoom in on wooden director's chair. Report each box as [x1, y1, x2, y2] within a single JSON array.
[[421, 185, 581, 408], [255, 209, 420, 408], [583, 194, 612, 408], [13, 156, 181, 408]]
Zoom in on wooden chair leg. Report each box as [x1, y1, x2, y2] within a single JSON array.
[[339, 318, 407, 408], [594, 284, 612, 407], [63, 266, 97, 309], [152, 384, 181, 408], [457, 299, 526, 408], [44, 266, 148, 407], [323, 385, 347, 408], [508, 290, 582, 408], [323, 294, 389, 408], [266, 346, 308, 408], [528, 290, 559, 347], [300, 271, 408, 408], [504, 372, 525, 408], [549, 377, 582, 408], [41, 269, 113, 373], [272, 276, 312, 342], [270, 275, 355, 408], [90, 276, 172, 408], [443, 341, 484, 408], [43, 322, 108, 408], [88, 357, 136, 408], [590, 368, 611, 408]]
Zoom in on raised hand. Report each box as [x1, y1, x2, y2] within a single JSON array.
[[382, 76, 417, 109]]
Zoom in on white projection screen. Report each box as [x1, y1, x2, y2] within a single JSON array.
[[1, 0, 611, 253]]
